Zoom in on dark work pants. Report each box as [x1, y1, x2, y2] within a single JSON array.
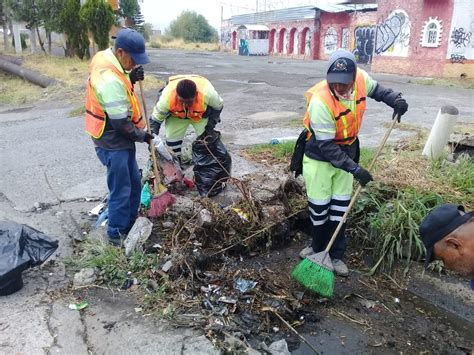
[[96, 148, 141, 238], [311, 220, 347, 260]]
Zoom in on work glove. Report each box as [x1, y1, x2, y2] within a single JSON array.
[[150, 119, 161, 135], [143, 132, 154, 144], [204, 117, 218, 133], [352, 166, 373, 187], [129, 65, 144, 85], [392, 96, 408, 122]]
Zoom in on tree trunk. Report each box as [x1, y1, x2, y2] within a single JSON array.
[[36, 26, 46, 54], [47, 32, 52, 54], [0, 58, 56, 87], [2, 19, 9, 51]]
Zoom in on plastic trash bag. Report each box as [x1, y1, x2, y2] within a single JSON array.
[[0, 221, 58, 296], [192, 130, 232, 197]]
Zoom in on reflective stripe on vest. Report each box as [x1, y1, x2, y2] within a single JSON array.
[[303, 70, 367, 145], [85, 51, 145, 139], [167, 75, 208, 123]]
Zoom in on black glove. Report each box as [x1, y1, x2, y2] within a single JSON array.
[[204, 118, 218, 133], [129, 65, 144, 85], [392, 96, 408, 122], [143, 132, 154, 144], [352, 166, 373, 187], [150, 119, 161, 135]]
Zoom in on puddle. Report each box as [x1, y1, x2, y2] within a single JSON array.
[[219, 79, 267, 85]]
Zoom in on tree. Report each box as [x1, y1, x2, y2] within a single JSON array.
[[60, 0, 90, 59], [80, 0, 115, 50], [37, 0, 65, 53], [119, 0, 139, 24], [168, 11, 217, 43], [0, 2, 11, 51], [132, 8, 144, 34], [143, 22, 153, 42], [5, 0, 47, 52]]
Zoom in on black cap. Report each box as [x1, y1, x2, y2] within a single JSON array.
[[327, 49, 357, 84], [419, 204, 472, 267]]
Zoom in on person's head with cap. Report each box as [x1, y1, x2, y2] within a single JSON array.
[[114, 28, 149, 71], [326, 49, 357, 97], [420, 204, 474, 278]]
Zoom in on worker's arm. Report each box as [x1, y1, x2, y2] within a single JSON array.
[[150, 85, 172, 135], [203, 82, 224, 130], [97, 74, 148, 142], [306, 98, 358, 172]]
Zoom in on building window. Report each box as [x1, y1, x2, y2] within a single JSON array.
[[421, 17, 442, 48]]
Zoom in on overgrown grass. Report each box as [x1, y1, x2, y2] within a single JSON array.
[[149, 36, 219, 51], [242, 140, 296, 165], [0, 72, 44, 105]]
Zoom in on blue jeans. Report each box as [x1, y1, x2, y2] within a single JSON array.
[[96, 148, 141, 238]]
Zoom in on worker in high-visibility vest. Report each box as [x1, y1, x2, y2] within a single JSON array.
[[85, 28, 153, 245], [149, 75, 223, 160], [300, 49, 408, 275]]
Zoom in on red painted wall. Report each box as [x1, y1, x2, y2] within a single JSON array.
[[318, 12, 352, 60], [371, 0, 454, 77]]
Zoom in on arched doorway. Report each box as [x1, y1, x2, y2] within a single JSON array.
[[232, 31, 237, 50], [300, 27, 309, 54], [278, 28, 286, 54], [269, 29, 276, 53], [289, 28, 297, 54], [300, 27, 312, 56]]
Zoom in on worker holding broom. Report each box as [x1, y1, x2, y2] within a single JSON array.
[[149, 75, 223, 162], [85, 28, 153, 245], [298, 49, 408, 276]]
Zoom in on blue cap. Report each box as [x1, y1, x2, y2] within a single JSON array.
[[419, 204, 472, 267], [327, 49, 357, 84], [115, 28, 149, 65]]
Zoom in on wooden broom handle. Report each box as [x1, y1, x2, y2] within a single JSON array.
[[138, 80, 161, 189], [324, 116, 398, 253]]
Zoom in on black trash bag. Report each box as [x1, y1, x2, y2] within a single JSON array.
[[192, 130, 232, 197], [290, 129, 308, 178], [0, 221, 59, 296]]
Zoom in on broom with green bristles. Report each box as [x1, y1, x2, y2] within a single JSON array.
[[292, 116, 399, 297]]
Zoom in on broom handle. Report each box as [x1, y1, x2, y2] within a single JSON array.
[[138, 80, 161, 191], [324, 116, 398, 253]]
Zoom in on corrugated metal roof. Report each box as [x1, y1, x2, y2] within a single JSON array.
[[230, 6, 319, 25], [228, 3, 377, 25], [237, 24, 270, 31]]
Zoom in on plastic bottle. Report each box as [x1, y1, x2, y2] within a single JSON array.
[[270, 137, 297, 145]]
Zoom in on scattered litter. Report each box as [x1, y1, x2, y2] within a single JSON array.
[[124, 217, 153, 256], [231, 208, 250, 222], [88, 202, 106, 217], [140, 184, 152, 208], [268, 339, 291, 355], [162, 221, 175, 229], [161, 260, 173, 273], [197, 209, 213, 227], [73, 268, 97, 287], [234, 278, 257, 293], [218, 296, 237, 304], [134, 307, 143, 313], [152, 243, 162, 249], [93, 208, 108, 229], [69, 301, 89, 310], [359, 299, 377, 309]]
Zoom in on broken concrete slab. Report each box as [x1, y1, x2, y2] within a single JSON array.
[[60, 177, 107, 202], [268, 339, 291, 355], [73, 268, 97, 287]]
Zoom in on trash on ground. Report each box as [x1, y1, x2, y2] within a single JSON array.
[[88, 202, 106, 217], [234, 278, 257, 293], [124, 217, 153, 256], [69, 300, 89, 310], [0, 221, 58, 296]]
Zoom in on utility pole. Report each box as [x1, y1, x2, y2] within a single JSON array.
[[256, 0, 258, 12]]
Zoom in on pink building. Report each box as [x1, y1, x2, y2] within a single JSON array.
[[220, 1, 474, 78]]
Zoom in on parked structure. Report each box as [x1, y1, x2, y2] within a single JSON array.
[[220, 0, 474, 78]]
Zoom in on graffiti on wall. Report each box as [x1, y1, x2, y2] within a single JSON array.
[[450, 27, 472, 47], [375, 10, 411, 57], [324, 27, 338, 54], [446, 0, 474, 63], [354, 26, 375, 64], [341, 28, 349, 50], [450, 53, 467, 63], [239, 39, 249, 56], [221, 30, 231, 48]]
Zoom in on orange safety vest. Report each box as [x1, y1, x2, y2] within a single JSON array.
[[303, 69, 367, 145], [167, 75, 208, 123], [85, 51, 145, 139]]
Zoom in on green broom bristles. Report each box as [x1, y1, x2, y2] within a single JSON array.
[[291, 258, 335, 298]]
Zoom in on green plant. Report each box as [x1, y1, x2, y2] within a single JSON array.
[[167, 10, 218, 43], [80, 0, 115, 50], [60, 0, 90, 59]]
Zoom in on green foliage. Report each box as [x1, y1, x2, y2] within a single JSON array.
[[350, 185, 444, 275], [37, 0, 65, 34], [247, 141, 296, 162], [80, 0, 115, 50], [5, 0, 42, 30], [168, 10, 218, 43], [132, 8, 144, 34], [118, 0, 139, 19], [60, 0, 90, 59], [143, 23, 153, 42]]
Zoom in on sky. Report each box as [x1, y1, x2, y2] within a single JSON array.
[[140, 0, 344, 33]]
